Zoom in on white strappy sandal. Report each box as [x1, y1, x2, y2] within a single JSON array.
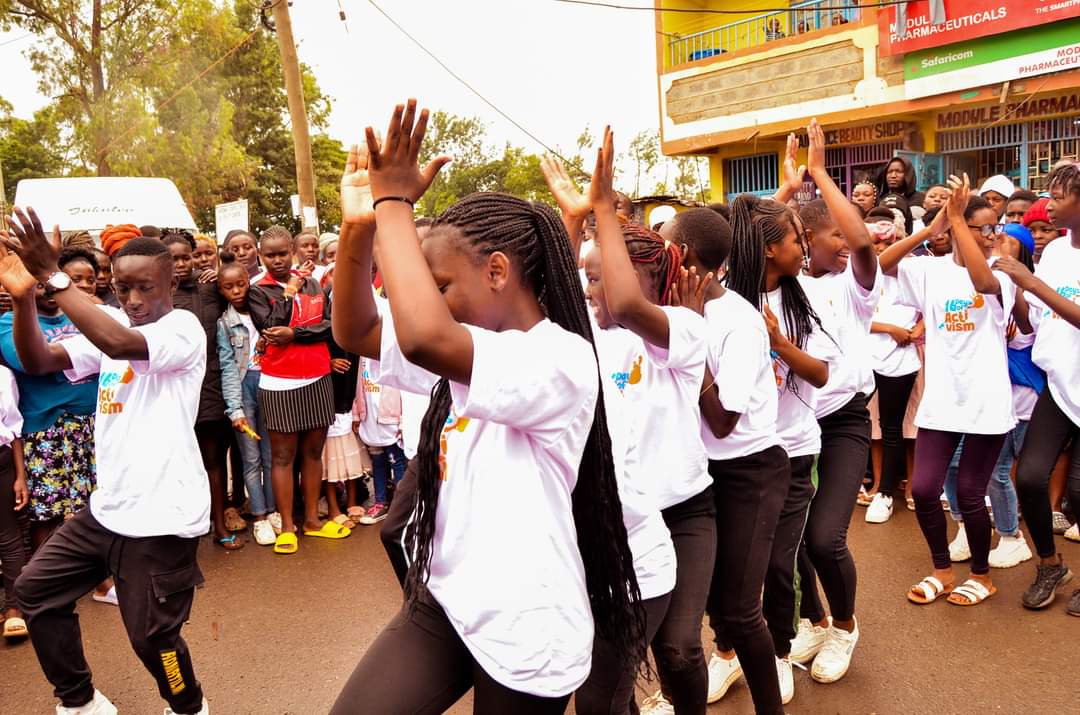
[[907, 575, 954, 604]]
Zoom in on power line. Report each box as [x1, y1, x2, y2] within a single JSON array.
[[0, 33, 33, 48], [363, 0, 588, 176], [553, 0, 907, 13]]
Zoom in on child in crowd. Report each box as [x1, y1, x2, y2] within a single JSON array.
[[58, 248, 101, 303], [193, 235, 219, 275], [850, 180, 877, 216], [223, 229, 264, 283], [1004, 190, 1038, 225], [218, 259, 278, 546], [354, 356, 404, 525], [90, 248, 118, 308], [922, 184, 950, 212], [321, 303, 367, 527], [1022, 198, 1062, 262], [294, 231, 327, 282], [329, 100, 642, 714], [979, 175, 1017, 219], [319, 233, 339, 265], [0, 364, 28, 642]]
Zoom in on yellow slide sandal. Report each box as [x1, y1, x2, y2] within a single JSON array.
[[304, 521, 351, 539], [273, 532, 298, 555]]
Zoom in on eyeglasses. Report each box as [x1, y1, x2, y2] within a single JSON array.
[[966, 223, 1005, 237]]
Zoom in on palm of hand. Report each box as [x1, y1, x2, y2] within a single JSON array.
[[0, 251, 36, 298], [553, 176, 589, 215], [341, 169, 375, 225]]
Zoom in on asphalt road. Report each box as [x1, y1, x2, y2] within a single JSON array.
[[2, 507, 1077, 714]]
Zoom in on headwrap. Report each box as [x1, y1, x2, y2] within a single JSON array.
[[1021, 198, 1052, 227], [101, 224, 142, 257], [1002, 223, 1034, 255]]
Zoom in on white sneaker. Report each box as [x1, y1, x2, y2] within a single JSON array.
[[1066, 523, 1080, 543], [706, 652, 742, 703], [639, 690, 675, 715], [165, 698, 209, 715], [988, 531, 1033, 568], [91, 586, 118, 606], [252, 519, 276, 546], [775, 656, 795, 705], [789, 617, 829, 664], [267, 512, 283, 535], [865, 493, 894, 524], [1052, 511, 1072, 535], [949, 523, 971, 562], [57, 691, 117, 715], [810, 618, 859, 684]]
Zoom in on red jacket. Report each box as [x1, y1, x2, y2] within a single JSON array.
[[248, 272, 331, 380]]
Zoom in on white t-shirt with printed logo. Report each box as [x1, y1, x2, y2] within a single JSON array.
[[798, 263, 880, 418], [61, 309, 210, 539], [897, 256, 1017, 434], [593, 323, 678, 601], [701, 291, 781, 461], [1029, 237, 1080, 427], [763, 286, 841, 458], [357, 358, 399, 448], [371, 310, 597, 697], [868, 274, 922, 378]]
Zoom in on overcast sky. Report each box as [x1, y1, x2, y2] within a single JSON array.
[[1, 0, 662, 163]]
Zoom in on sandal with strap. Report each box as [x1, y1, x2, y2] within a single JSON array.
[[216, 534, 244, 551], [856, 486, 873, 507], [947, 578, 996, 606], [907, 575, 954, 604], [223, 507, 248, 533]]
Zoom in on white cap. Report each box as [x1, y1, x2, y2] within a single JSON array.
[[978, 174, 1016, 199], [648, 205, 677, 226]]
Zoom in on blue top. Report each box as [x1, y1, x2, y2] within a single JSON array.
[[0, 311, 98, 433]]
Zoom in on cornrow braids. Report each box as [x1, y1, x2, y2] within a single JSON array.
[[405, 192, 646, 672], [620, 223, 682, 305], [726, 194, 827, 395]]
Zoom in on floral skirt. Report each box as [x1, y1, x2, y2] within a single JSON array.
[[23, 412, 96, 523]]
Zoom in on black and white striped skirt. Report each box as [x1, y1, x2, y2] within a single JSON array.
[[258, 374, 335, 433]]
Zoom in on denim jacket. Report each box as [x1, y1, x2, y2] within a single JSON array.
[[217, 305, 256, 422]]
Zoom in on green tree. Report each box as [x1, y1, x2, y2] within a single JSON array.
[[0, 99, 67, 200]]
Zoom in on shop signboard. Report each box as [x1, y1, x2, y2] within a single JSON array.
[[905, 18, 1080, 100], [879, 0, 1080, 57]]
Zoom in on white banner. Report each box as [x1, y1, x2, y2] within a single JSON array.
[[214, 199, 249, 241]]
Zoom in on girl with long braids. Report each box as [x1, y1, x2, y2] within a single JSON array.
[[728, 173, 839, 706], [563, 129, 711, 715], [329, 100, 643, 714]]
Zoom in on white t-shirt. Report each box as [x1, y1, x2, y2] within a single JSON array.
[[61, 309, 210, 538], [358, 358, 400, 448], [763, 286, 841, 457], [798, 263, 880, 418], [897, 256, 1017, 434], [0, 366, 21, 449], [237, 312, 260, 371], [372, 311, 597, 697], [700, 291, 781, 461], [593, 324, 679, 600], [1029, 238, 1080, 428], [868, 274, 922, 377], [399, 388, 429, 460]]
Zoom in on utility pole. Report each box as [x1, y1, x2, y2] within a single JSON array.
[[270, 0, 318, 231]]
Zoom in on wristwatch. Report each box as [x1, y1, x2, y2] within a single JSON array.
[[43, 271, 72, 297]]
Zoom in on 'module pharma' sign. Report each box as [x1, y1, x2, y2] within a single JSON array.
[[905, 18, 1080, 101], [936, 92, 1080, 131]]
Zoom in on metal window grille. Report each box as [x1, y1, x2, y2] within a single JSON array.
[[725, 153, 778, 201]]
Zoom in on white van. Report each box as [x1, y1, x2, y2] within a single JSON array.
[[12, 177, 197, 233]]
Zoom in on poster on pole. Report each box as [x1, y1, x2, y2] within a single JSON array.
[[214, 199, 249, 242]]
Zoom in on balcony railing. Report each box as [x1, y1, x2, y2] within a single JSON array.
[[668, 0, 861, 67]]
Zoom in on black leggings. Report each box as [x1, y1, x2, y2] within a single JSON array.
[[654, 487, 716, 715], [575, 591, 671, 715], [799, 394, 870, 624], [706, 446, 789, 715], [329, 590, 570, 715], [1017, 389, 1080, 558], [874, 372, 917, 497], [380, 457, 419, 589], [763, 455, 815, 658], [0, 445, 26, 609]]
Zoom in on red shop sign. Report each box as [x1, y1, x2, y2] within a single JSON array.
[[878, 0, 1080, 57]]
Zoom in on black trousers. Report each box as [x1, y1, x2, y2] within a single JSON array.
[[653, 487, 716, 715], [14, 509, 205, 713], [330, 589, 571, 715], [0, 445, 27, 608], [763, 455, 815, 658], [381, 457, 419, 589], [1017, 389, 1080, 558], [706, 446, 789, 715], [575, 591, 671, 715], [799, 394, 870, 624], [873, 372, 917, 496]]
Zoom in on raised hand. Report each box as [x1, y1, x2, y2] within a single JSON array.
[[0, 242, 38, 299], [945, 173, 970, 218], [781, 132, 807, 194], [541, 154, 591, 219], [806, 119, 826, 176], [669, 265, 713, 315], [1, 207, 61, 282], [341, 143, 376, 228], [365, 99, 451, 204], [588, 126, 616, 211]]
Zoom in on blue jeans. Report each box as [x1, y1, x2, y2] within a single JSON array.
[[370, 443, 407, 506], [241, 369, 275, 516], [944, 421, 1028, 536]]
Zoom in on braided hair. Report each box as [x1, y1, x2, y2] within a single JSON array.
[[404, 192, 646, 669], [620, 223, 682, 305], [726, 194, 826, 393]]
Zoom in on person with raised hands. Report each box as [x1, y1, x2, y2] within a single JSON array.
[[328, 100, 644, 714], [771, 131, 806, 207], [786, 118, 880, 686], [540, 154, 593, 262], [884, 174, 1022, 608], [0, 209, 210, 715]]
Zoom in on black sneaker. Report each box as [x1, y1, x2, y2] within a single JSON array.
[[1021, 561, 1073, 610], [1067, 589, 1080, 618]]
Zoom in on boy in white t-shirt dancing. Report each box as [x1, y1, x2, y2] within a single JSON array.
[[1, 208, 210, 715]]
